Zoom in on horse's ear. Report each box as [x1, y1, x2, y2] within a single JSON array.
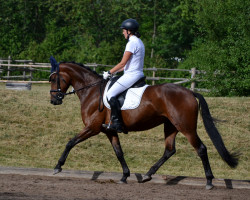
[[50, 56, 59, 73]]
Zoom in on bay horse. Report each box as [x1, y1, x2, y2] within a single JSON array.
[[49, 58, 238, 190]]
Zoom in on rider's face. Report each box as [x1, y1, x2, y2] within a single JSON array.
[[122, 29, 131, 39]]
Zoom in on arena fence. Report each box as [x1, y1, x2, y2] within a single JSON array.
[[0, 56, 208, 92]]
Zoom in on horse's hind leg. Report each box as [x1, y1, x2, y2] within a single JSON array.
[[142, 121, 178, 183], [186, 133, 214, 190]]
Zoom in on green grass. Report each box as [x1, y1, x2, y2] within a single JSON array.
[[0, 83, 249, 180]]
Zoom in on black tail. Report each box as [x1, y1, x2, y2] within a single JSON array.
[[193, 92, 239, 168]]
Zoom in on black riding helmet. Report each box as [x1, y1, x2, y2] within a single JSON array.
[[120, 19, 140, 39], [120, 19, 139, 32]]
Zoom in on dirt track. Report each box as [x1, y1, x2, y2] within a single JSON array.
[[1, 174, 250, 200]]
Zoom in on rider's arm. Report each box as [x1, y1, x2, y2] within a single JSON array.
[[109, 51, 132, 74], [116, 67, 125, 73]]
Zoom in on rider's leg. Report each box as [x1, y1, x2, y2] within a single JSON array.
[[104, 79, 126, 133], [106, 97, 124, 133], [104, 74, 142, 133], [106, 73, 144, 101]]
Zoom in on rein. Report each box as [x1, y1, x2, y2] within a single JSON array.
[[65, 80, 104, 96]]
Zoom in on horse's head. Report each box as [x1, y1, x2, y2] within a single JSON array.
[[49, 56, 70, 105]]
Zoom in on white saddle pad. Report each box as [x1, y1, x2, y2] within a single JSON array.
[[103, 80, 149, 110]]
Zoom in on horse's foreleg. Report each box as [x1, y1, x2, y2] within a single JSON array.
[[142, 147, 176, 182], [54, 137, 77, 174], [106, 133, 130, 184], [142, 123, 178, 183], [54, 127, 97, 175]]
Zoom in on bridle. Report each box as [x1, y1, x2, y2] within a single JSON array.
[[49, 71, 105, 111], [49, 71, 66, 101]]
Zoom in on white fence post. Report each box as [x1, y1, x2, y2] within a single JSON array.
[[7, 55, 11, 79], [29, 61, 32, 81], [23, 66, 26, 80], [0, 59, 2, 77], [152, 67, 156, 85], [191, 67, 196, 91]]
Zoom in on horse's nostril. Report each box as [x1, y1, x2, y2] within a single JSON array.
[[51, 100, 57, 105], [51, 99, 62, 105]]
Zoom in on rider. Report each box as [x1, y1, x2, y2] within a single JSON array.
[[102, 18, 145, 133]]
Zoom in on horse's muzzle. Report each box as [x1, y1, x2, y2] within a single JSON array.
[[50, 90, 64, 105], [50, 99, 62, 105]]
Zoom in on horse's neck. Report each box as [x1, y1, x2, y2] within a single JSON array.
[[68, 66, 98, 88], [70, 68, 102, 103]]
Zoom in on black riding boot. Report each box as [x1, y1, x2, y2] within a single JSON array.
[[103, 97, 124, 133]]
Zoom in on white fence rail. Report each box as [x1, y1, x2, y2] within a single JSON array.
[[0, 57, 208, 92]]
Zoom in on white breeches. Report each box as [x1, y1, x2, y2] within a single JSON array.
[[106, 73, 144, 101]]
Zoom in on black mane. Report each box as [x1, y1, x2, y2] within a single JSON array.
[[62, 61, 102, 78]]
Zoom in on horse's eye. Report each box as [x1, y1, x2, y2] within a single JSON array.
[[49, 78, 56, 83]]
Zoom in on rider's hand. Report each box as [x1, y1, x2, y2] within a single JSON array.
[[103, 71, 111, 80]]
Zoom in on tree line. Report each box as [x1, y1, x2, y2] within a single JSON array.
[[0, 0, 249, 96]]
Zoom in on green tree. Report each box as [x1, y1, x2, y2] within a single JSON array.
[[2, 0, 248, 96], [152, 0, 196, 66], [0, 0, 47, 57], [182, 0, 250, 96]]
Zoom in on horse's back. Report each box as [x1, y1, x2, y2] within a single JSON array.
[[144, 83, 196, 105]]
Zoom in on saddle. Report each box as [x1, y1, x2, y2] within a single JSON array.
[[108, 76, 146, 108]]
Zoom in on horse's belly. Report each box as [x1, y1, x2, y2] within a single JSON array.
[[125, 116, 165, 132]]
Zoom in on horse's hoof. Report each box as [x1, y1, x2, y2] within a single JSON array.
[[53, 168, 62, 175], [206, 184, 214, 190], [118, 180, 127, 184], [141, 175, 152, 183]]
